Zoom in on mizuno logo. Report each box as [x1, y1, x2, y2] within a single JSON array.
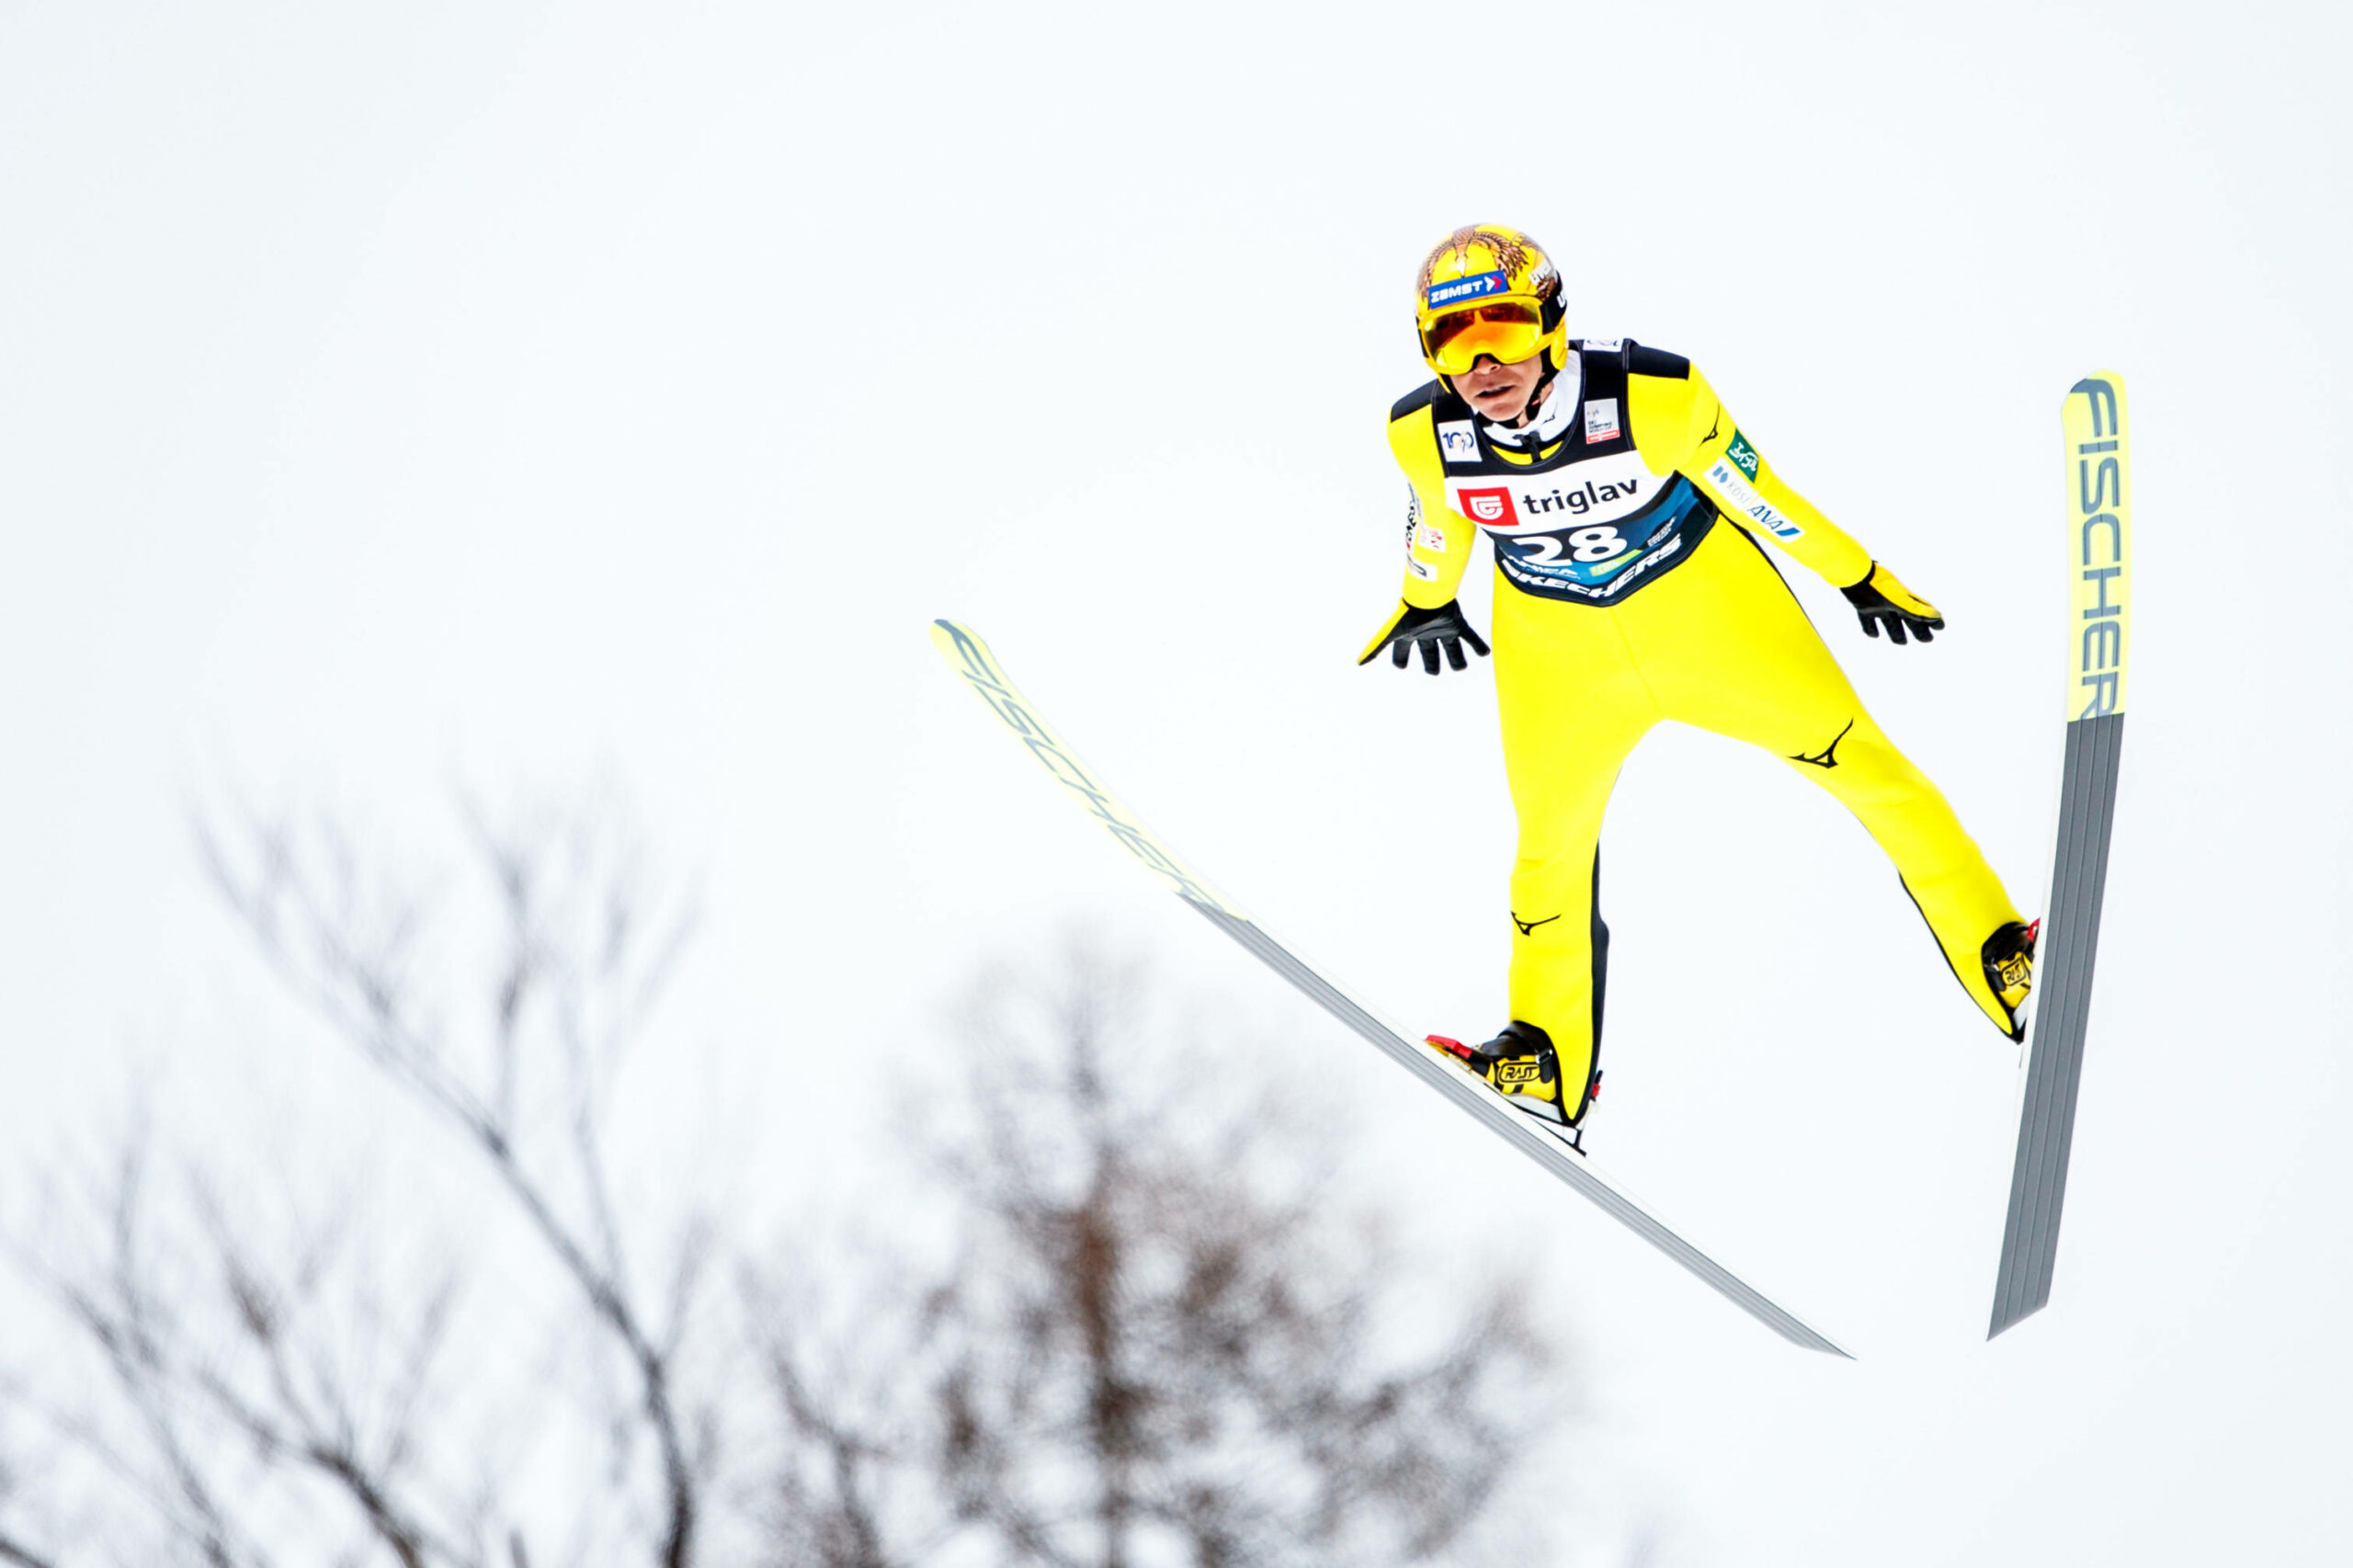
[[1512, 911, 1562, 936], [1790, 719, 1855, 769]]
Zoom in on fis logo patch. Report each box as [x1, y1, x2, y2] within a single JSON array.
[[1457, 486, 1518, 526], [1425, 270, 1508, 310], [1583, 397, 1620, 443], [1437, 420, 1480, 461], [1726, 429, 1761, 481]]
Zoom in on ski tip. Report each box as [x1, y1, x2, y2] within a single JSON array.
[[2066, 369, 2126, 405], [930, 619, 998, 675]]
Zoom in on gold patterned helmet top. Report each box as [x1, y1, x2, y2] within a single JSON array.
[[1414, 223, 1569, 378]]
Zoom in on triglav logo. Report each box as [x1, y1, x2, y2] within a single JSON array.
[[1458, 486, 1517, 525], [1459, 483, 1515, 525], [1520, 476, 1641, 517]]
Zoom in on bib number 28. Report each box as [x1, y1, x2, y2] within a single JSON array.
[[1518, 525, 1631, 566]]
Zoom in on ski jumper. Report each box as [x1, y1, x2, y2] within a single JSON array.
[[1382, 339, 2022, 1094]]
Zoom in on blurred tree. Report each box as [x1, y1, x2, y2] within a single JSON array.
[[2, 793, 713, 1568], [0, 801, 1574, 1567], [752, 953, 1566, 1568]]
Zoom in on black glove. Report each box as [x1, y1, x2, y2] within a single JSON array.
[[1357, 600, 1490, 675], [1839, 562, 1945, 645]]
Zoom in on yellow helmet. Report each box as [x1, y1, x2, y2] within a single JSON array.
[[1414, 223, 1569, 378]]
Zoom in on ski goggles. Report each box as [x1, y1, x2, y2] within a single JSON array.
[[1420, 301, 1548, 375]]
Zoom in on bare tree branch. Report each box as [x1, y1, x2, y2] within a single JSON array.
[[756, 950, 1574, 1568], [66, 1144, 262, 1568], [7, 790, 1595, 1568], [0, 1535, 62, 1568], [0, 793, 720, 1567], [195, 796, 705, 1568], [177, 1180, 471, 1568]]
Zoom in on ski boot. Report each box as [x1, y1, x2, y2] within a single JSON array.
[[1981, 918, 2039, 1043], [1425, 1021, 1602, 1148]]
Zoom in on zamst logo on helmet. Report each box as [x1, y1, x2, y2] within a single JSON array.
[[1415, 223, 1570, 380]]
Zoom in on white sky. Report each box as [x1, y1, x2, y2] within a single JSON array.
[[4, 1, 2348, 1562]]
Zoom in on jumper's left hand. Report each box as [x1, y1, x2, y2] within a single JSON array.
[[1840, 562, 1945, 645]]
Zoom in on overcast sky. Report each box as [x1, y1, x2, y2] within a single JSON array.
[[5, 1, 2348, 1562]]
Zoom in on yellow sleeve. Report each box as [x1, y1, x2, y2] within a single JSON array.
[[1385, 397, 1478, 609], [1629, 361, 1873, 589]]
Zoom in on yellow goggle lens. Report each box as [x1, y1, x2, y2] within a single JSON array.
[[1421, 302, 1546, 374]]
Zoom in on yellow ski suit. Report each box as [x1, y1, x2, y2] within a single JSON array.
[[1374, 339, 2021, 1096]]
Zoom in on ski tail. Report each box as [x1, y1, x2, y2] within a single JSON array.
[[1988, 371, 2131, 1338]]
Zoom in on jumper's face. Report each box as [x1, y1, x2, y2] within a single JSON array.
[[1451, 351, 1547, 425]]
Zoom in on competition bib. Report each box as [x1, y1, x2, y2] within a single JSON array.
[[1447, 454, 1711, 601]]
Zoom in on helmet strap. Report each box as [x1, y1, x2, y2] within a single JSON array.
[[1519, 363, 1558, 427]]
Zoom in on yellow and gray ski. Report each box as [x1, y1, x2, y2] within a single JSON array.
[[1988, 373, 2131, 1338], [932, 619, 1850, 1358]]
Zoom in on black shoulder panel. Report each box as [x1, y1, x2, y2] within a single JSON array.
[[1390, 380, 1443, 422], [1626, 343, 1690, 380]]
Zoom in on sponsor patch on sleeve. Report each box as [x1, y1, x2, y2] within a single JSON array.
[[1436, 420, 1480, 462], [1415, 523, 1448, 553], [1404, 485, 1435, 576], [1583, 397, 1620, 443], [1726, 428, 1761, 480], [1703, 457, 1804, 541]]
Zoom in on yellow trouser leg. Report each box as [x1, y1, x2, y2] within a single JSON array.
[[1491, 584, 1658, 1091], [1623, 528, 2024, 1033]]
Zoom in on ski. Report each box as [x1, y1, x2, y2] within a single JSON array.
[[932, 619, 1852, 1358], [1987, 372, 2132, 1338]]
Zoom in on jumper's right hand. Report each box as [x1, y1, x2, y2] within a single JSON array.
[[1358, 599, 1490, 675]]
